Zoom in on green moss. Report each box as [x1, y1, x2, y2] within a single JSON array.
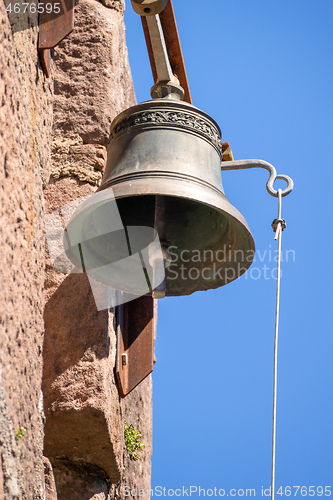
[[15, 427, 26, 441], [124, 423, 145, 461]]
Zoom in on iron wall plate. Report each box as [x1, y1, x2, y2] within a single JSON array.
[[38, 0, 74, 77], [116, 296, 155, 397]]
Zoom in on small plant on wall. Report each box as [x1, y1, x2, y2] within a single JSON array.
[[15, 427, 26, 442], [124, 423, 145, 461]]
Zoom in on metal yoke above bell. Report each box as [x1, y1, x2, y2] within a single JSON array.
[[64, 99, 255, 297]]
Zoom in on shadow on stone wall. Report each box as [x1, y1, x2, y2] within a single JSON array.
[[43, 273, 121, 488]]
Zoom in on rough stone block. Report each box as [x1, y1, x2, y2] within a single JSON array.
[[53, 0, 136, 145], [0, 1, 52, 496], [51, 134, 106, 186], [43, 457, 58, 500], [43, 272, 121, 483]]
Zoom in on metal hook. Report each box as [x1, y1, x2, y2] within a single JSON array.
[[221, 159, 294, 198]]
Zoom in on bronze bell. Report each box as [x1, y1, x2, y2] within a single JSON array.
[[64, 98, 255, 297]]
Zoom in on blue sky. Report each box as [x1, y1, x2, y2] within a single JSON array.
[[124, 1, 333, 497]]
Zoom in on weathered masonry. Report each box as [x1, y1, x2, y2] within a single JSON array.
[[0, 0, 154, 498]]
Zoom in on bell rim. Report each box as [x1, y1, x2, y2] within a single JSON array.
[[102, 178, 255, 290], [97, 174, 254, 241], [64, 175, 255, 297], [69, 175, 255, 256]]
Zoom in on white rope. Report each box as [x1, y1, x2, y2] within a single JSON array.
[[271, 188, 284, 500]]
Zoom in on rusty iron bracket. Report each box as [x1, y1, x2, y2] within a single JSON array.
[[115, 296, 155, 397], [141, 3, 236, 156], [38, 0, 74, 77], [141, 0, 192, 104], [222, 142, 234, 162]]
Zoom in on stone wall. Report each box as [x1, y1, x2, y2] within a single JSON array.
[[0, 1, 52, 497], [43, 0, 153, 498], [1, 0, 154, 498]]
